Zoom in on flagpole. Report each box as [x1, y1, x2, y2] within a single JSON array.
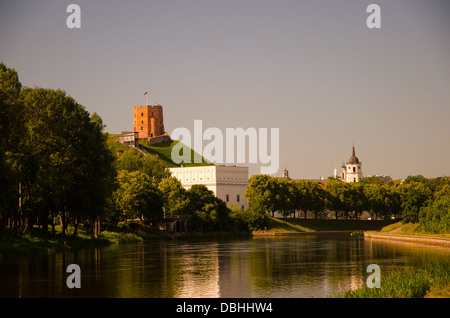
[[144, 91, 149, 105]]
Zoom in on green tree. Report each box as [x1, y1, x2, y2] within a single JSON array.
[[115, 147, 170, 181], [433, 184, 450, 201], [276, 179, 297, 218], [244, 203, 268, 231], [384, 181, 403, 219], [403, 175, 429, 185], [141, 154, 171, 182], [0, 62, 23, 240], [115, 148, 145, 172], [359, 176, 386, 185], [364, 183, 388, 220], [295, 180, 327, 219], [419, 196, 450, 234], [158, 176, 189, 217], [347, 182, 367, 219], [245, 175, 282, 217], [401, 181, 432, 223], [324, 179, 348, 219], [114, 170, 163, 222], [18, 87, 115, 236], [186, 184, 230, 232]]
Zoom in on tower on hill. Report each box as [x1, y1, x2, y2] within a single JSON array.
[[133, 104, 165, 140]]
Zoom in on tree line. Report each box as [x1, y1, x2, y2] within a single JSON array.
[[0, 63, 115, 240], [244, 174, 450, 233]]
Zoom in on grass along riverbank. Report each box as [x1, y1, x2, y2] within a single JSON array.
[[336, 261, 450, 298], [0, 222, 251, 255], [0, 223, 171, 255], [254, 217, 397, 234], [337, 221, 450, 298], [376, 221, 450, 238]]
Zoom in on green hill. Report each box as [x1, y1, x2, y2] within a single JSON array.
[[107, 134, 213, 168], [138, 139, 213, 167]]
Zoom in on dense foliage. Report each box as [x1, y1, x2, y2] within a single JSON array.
[[0, 63, 116, 239], [245, 175, 450, 234]]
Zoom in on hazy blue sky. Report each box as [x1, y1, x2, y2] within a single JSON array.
[[1, 0, 449, 179]]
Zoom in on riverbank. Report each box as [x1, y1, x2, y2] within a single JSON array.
[[339, 222, 450, 298], [3, 219, 448, 254], [252, 217, 397, 236], [0, 222, 176, 255], [336, 261, 450, 298], [364, 221, 450, 247], [364, 232, 450, 246], [1, 218, 395, 254], [0, 224, 251, 255], [0, 230, 146, 255]]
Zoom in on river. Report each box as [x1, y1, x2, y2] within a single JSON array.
[[1, 234, 449, 298]]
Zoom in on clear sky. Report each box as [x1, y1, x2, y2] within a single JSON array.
[[1, 0, 449, 179]]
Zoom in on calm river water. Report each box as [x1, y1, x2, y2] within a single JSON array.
[[1, 234, 449, 298]]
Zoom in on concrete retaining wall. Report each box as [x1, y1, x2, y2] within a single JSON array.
[[364, 232, 450, 247]]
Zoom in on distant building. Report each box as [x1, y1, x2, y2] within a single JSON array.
[[281, 168, 291, 180], [278, 168, 326, 185], [168, 165, 249, 209], [117, 131, 139, 148], [340, 145, 363, 183]]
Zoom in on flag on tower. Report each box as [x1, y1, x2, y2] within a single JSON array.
[[144, 91, 148, 95]]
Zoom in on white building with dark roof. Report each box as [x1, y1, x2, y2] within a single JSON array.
[[340, 145, 363, 182]]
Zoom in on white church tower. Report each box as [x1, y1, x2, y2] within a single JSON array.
[[340, 144, 363, 182]]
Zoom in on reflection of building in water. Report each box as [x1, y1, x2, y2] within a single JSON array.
[[217, 242, 252, 297], [175, 243, 220, 297], [172, 239, 368, 298], [174, 241, 252, 297], [348, 272, 365, 291]]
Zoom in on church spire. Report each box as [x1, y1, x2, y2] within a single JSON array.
[[348, 142, 360, 164]]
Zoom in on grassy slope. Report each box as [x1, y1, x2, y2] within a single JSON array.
[[138, 139, 213, 167], [378, 221, 450, 238], [107, 134, 213, 168], [261, 217, 396, 233]]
